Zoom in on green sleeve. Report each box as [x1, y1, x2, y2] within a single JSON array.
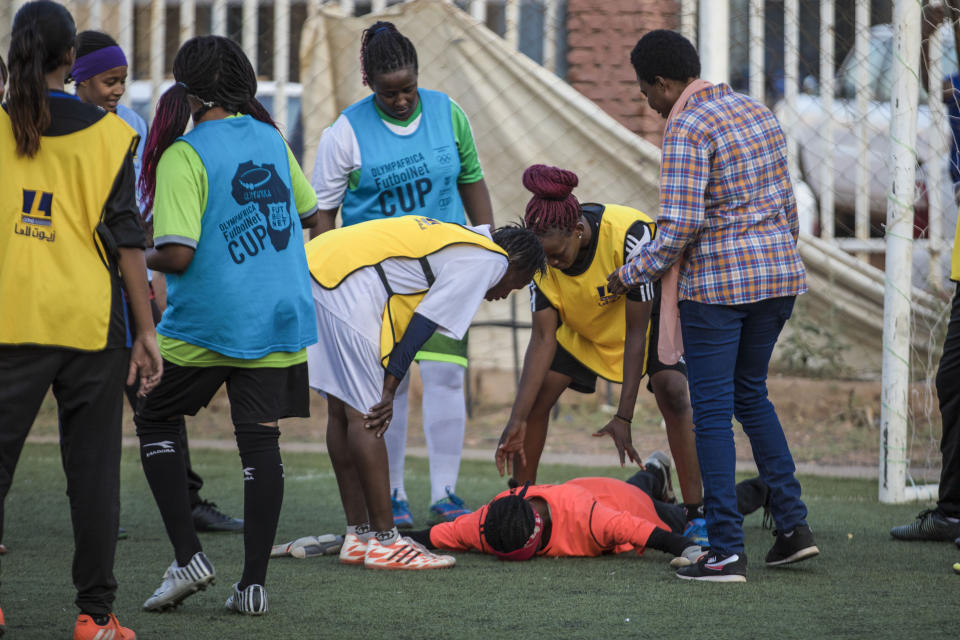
[[287, 144, 319, 216], [152, 141, 207, 244], [450, 101, 484, 185]]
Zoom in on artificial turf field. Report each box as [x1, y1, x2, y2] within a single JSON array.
[[1, 442, 957, 639]]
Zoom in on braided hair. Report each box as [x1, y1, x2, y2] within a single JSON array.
[[6, 1, 77, 157], [75, 30, 117, 59], [139, 35, 277, 215], [492, 224, 547, 278], [360, 21, 418, 87], [521, 164, 581, 235], [482, 493, 537, 555]]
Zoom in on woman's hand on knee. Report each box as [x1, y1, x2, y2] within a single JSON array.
[[363, 389, 395, 437]]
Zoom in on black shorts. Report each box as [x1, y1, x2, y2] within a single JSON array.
[[548, 301, 687, 394], [645, 293, 687, 389], [136, 359, 310, 424]]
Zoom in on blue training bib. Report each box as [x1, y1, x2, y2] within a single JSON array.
[[340, 89, 464, 226], [158, 116, 317, 358]]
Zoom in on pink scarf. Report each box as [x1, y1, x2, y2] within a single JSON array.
[[656, 79, 712, 365]]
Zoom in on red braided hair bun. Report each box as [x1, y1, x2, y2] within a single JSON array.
[[522, 164, 580, 234]]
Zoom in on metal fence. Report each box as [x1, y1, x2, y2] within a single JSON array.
[[0, 0, 568, 142], [698, 0, 955, 294]]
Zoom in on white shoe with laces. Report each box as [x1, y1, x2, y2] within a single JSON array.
[[143, 551, 215, 611], [364, 536, 455, 570], [225, 582, 268, 616]]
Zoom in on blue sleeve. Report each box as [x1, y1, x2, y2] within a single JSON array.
[[386, 313, 439, 380]]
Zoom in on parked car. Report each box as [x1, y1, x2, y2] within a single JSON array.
[[776, 24, 957, 237], [127, 79, 305, 163]]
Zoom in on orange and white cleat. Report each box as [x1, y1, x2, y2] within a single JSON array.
[[364, 536, 455, 570], [74, 613, 136, 640], [338, 533, 368, 565]]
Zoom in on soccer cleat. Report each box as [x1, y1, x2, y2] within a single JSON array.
[[766, 524, 820, 566], [890, 509, 960, 542], [192, 500, 243, 533], [73, 613, 136, 640], [338, 533, 368, 565], [669, 544, 704, 569], [225, 583, 268, 616], [143, 551, 216, 611], [271, 534, 343, 558], [428, 487, 471, 524], [1, 604, 5, 637], [676, 550, 747, 582], [392, 489, 414, 529], [0, 543, 7, 554], [364, 536, 455, 570], [118, 527, 128, 541], [682, 518, 709, 547], [644, 451, 676, 504]]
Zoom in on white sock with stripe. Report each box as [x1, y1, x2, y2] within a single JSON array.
[[420, 361, 466, 504], [384, 373, 411, 502]]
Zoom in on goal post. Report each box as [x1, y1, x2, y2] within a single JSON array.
[[879, 0, 939, 504]]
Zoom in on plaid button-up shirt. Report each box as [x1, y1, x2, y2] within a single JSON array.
[[618, 83, 807, 304]]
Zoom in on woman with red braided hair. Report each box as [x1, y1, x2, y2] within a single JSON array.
[[496, 164, 706, 543]]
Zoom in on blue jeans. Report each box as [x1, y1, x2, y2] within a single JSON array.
[[679, 296, 808, 554]]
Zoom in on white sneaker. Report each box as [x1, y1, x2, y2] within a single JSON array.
[[364, 536, 455, 570], [338, 533, 368, 565], [143, 551, 216, 611], [225, 583, 268, 616]]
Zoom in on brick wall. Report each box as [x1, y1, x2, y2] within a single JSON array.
[[566, 0, 680, 146]]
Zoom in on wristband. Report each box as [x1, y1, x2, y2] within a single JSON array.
[[614, 413, 632, 425]]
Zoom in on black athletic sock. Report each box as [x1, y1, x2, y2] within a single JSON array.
[[235, 422, 283, 590], [684, 502, 704, 521], [81, 612, 111, 626], [406, 527, 436, 549], [136, 419, 202, 566], [646, 527, 693, 557]]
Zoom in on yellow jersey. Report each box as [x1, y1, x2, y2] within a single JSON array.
[[0, 107, 138, 350], [534, 204, 656, 382], [306, 216, 506, 364]]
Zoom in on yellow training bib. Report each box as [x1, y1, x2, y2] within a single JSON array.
[[534, 204, 655, 382], [0, 109, 138, 350], [306, 216, 506, 364]]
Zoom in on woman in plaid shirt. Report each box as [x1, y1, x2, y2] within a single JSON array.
[[608, 29, 818, 582]]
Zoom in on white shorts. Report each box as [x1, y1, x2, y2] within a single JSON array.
[[307, 302, 383, 414]]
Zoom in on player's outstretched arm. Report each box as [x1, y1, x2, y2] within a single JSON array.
[[497, 306, 559, 476], [593, 299, 652, 467]]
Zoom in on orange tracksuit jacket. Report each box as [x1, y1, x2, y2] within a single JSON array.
[[428, 477, 669, 557]]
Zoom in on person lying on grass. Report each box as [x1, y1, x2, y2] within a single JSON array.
[[403, 456, 770, 565]]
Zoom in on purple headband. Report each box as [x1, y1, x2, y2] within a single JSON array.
[[71, 46, 127, 84]]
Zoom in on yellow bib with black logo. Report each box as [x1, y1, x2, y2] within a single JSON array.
[[306, 216, 507, 365], [534, 204, 655, 382], [0, 108, 137, 350]]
